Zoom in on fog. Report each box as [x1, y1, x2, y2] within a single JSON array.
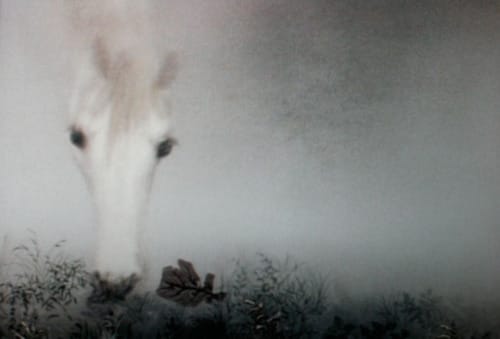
[[1, 1, 499, 304]]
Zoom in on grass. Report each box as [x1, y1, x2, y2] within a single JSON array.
[[0, 236, 498, 338]]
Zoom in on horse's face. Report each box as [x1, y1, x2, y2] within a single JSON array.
[[69, 42, 177, 280]]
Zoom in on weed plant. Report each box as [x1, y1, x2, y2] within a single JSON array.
[[227, 253, 328, 338], [0, 234, 88, 338]]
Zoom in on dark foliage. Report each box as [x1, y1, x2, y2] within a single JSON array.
[[0, 238, 498, 339]]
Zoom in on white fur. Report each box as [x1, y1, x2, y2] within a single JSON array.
[[68, 1, 176, 280]]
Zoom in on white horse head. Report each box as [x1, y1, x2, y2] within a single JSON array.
[[69, 38, 178, 282]]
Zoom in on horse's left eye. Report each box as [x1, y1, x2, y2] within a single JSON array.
[[156, 138, 175, 159]]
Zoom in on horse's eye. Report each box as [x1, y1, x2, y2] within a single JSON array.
[[70, 128, 86, 149], [157, 138, 175, 159]]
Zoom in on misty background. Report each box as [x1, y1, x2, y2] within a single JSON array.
[[0, 1, 499, 304]]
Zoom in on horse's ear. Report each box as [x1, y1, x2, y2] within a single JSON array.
[[93, 38, 111, 79], [155, 52, 178, 90]]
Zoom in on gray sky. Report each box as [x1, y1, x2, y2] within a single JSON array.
[[1, 1, 499, 303]]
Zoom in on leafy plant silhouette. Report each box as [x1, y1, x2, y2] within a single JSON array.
[[156, 258, 226, 306]]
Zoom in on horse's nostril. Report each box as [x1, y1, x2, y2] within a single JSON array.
[[70, 128, 86, 149]]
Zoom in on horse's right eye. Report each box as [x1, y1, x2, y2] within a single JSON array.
[[156, 138, 176, 159], [70, 129, 86, 149]]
